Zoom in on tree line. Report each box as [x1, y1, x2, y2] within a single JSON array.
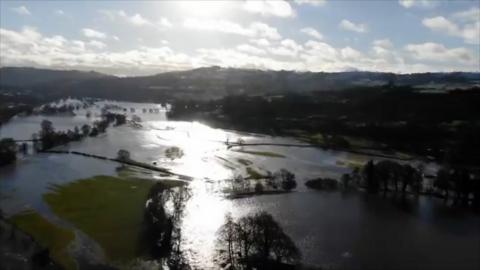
[[230, 168, 297, 197], [36, 112, 126, 151], [353, 160, 480, 209], [0, 111, 127, 167]]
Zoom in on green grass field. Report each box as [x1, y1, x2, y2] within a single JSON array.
[[246, 167, 268, 180], [10, 211, 76, 270], [237, 158, 253, 166], [43, 175, 158, 262]]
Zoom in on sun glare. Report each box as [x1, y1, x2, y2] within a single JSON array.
[[175, 1, 233, 18]]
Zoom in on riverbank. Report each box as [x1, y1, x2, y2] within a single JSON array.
[[40, 149, 193, 180]]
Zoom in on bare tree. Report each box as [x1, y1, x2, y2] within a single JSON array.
[[216, 211, 300, 268]]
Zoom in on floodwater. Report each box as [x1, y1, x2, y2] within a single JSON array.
[[1, 99, 479, 270]]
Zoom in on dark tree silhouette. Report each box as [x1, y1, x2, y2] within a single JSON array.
[[277, 169, 297, 191], [401, 164, 422, 195], [0, 138, 17, 166], [142, 183, 192, 269], [217, 211, 300, 269], [39, 120, 55, 150], [81, 124, 91, 137], [363, 160, 379, 194], [435, 168, 451, 201], [341, 173, 352, 189], [116, 149, 131, 161]]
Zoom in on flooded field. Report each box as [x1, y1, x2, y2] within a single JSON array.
[[1, 99, 479, 270]]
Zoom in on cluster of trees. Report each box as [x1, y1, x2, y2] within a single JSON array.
[[143, 183, 192, 269], [103, 112, 127, 126], [165, 146, 184, 160], [38, 104, 76, 115], [0, 138, 16, 166], [38, 112, 126, 150], [434, 167, 480, 208], [217, 212, 300, 269], [231, 169, 297, 195], [0, 103, 34, 125], [353, 160, 480, 209], [36, 120, 69, 150], [276, 169, 297, 191], [305, 178, 339, 190], [0, 91, 37, 125], [116, 149, 131, 161], [360, 160, 423, 195]]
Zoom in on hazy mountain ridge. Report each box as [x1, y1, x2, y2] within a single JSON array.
[[1, 66, 479, 101], [0, 67, 111, 87]]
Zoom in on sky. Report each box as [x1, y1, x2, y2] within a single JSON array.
[[0, 0, 479, 76]]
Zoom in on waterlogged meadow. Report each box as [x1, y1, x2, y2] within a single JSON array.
[[44, 175, 157, 262]]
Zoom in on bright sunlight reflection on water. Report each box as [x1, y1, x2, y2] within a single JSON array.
[[181, 179, 234, 268], [146, 120, 238, 268], [146, 121, 238, 180]]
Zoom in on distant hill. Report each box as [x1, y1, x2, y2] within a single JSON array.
[[0, 67, 111, 87], [1, 66, 479, 101]]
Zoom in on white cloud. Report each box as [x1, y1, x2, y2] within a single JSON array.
[[250, 38, 271, 47], [340, 47, 363, 60], [422, 16, 458, 34], [405, 42, 475, 63], [184, 18, 248, 35], [423, 15, 480, 44], [373, 39, 393, 49], [300, 27, 323, 40], [195, 48, 305, 71], [294, 0, 327, 6], [269, 47, 296, 57], [158, 18, 173, 28], [129, 13, 150, 26], [339, 19, 367, 33], [12, 6, 31, 16], [250, 22, 282, 40], [54, 9, 65, 16], [399, 0, 437, 9], [303, 40, 338, 62], [243, 0, 294, 18], [183, 19, 281, 40], [282, 39, 303, 50], [88, 40, 107, 49], [236, 44, 266, 55], [44, 35, 67, 47], [82, 28, 107, 39], [99, 10, 172, 30], [371, 39, 395, 59], [269, 39, 304, 57], [0, 27, 191, 75], [72, 40, 86, 51], [453, 7, 480, 22], [1, 26, 478, 75], [300, 39, 475, 73]]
